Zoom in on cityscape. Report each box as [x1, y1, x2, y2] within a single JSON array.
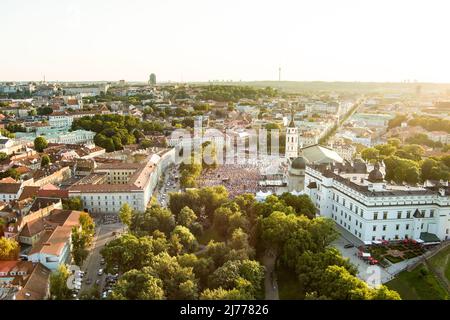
[[0, 0, 449, 307]]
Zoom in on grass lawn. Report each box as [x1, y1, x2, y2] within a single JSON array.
[[428, 246, 450, 283], [386, 264, 449, 300], [197, 227, 224, 245], [277, 265, 304, 300]]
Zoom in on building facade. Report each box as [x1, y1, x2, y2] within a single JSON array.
[[304, 163, 450, 243]]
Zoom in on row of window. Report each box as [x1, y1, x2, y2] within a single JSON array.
[[82, 195, 137, 200], [87, 201, 138, 207], [333, 193, 437, 220], [372, 224, 410, 232]]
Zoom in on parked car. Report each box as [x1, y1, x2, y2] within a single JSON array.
[[97, 269, 103, 276], [344, 243, 355, 249]]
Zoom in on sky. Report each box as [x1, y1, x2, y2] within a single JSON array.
[[1, 0, 450, 83]]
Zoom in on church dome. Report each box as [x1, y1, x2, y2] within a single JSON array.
[[291, 157, 306, 170], [368, 163, 384, 183]]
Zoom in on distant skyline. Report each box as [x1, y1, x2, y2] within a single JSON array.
[[2, 0, 450, 83]]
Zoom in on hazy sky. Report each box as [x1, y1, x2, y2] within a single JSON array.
[[2, 0, 450, 82]]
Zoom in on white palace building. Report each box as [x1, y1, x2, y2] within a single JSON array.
[[304, 161, 450, 243]]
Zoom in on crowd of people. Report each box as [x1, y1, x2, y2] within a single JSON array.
[[197, 156, 286, 197]]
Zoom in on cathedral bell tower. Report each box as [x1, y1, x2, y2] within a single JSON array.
[[285, 107, 298, 159]]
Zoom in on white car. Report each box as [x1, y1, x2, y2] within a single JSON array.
[[98, 269, 104, 276]]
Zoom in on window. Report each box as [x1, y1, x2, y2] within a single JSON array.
[[382, 225, 386, 231], [406, 211, 411, 219], [372, 225, 377, 231], [372, 236, 376, 241], [430, 210, 434, 218], [406, 224, 409, 230], [396, 224, 399, 231], [383, 212, 388, 220], [395, 235, 399, 240], [350, 203, 353, 211], [397, 211, 402, 219], [374, 213, 378, 220], [421, 223, 424, 229], [382, 235, 386, 240]]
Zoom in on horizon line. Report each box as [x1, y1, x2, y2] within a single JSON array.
[[2, 79, 450, 85]]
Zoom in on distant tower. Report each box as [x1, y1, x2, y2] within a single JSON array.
[[278, 67, 281, 82], [149, 73, 156, 86], [285, 106, 298, 159]]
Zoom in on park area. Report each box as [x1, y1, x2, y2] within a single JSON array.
[[386, 245, 450, 300]]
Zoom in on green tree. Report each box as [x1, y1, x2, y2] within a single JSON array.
[[34, 136, 48, 152], [131, 205, 175, 236], [208, 259, 264, 299], [384, 156, 420, 184], [170, 225, 198, 254], [200, 287, 253, 300], [62, 197, 83, 210], [279, 193, 316, 219], [49, 264, 71, 300], [100, 234, 156, 274], [0, 238, 20, 260], [375, 144, 397, 157], [71, 227, 89, 266], [387, 138, 401, 148], [177, 206, 197, 228], [0, 152, 8, 161], [295, 248, 358, 295], [71, 212, 95, 266], [119, 203, 133, 228], [146, 252, 199, 299], [111, 269, 165, 300], [316, 265, 400, 300], [361, 147, 379, 162], [40, 154, 51, 167]]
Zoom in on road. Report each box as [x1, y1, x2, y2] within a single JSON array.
[[155, 165, 180, 208], [79, 220, 124, 296], [263, 249, 279, 300]]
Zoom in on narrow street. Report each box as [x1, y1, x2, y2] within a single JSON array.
[[78, 220, 124, 296], [263, 249, 279, 300], [155, 165, 180, 208]]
